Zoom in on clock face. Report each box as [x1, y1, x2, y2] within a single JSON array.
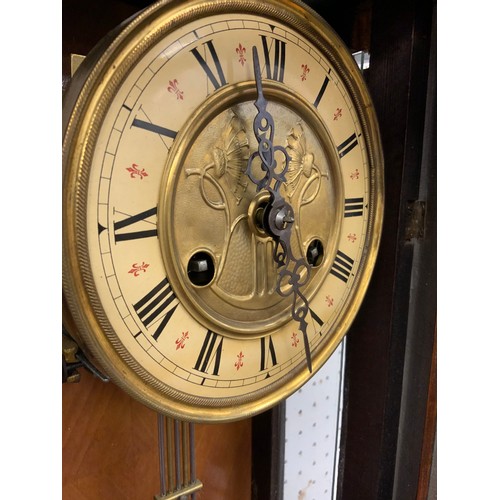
[[63, 0, 383, 421]]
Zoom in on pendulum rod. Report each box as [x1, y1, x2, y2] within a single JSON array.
[[155, 414, 203, 500], [158, 414, 167, 497]]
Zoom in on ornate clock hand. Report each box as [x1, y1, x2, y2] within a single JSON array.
[[246, 46, 313, 372], [245, 46, 287, 194]]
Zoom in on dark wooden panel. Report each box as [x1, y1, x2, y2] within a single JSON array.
[[251, 404, 285, 500], [337, 0, 436, 498], [62, 0, 146, 77], [416, 329, 437, 500]]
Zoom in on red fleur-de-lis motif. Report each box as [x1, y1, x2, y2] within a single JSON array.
[[236, 43, 246, 66], [235, 351, 244, 370], [175, 331, 189, 350], [350, 169, 360, 180], [167, 79, 184, 100], [126, 163, 148, 180], [333, 108, 343, 120], [128, 262, 150, 277], [300, 64, 310, 81], [348, 233, 357, 243], [326, 295, 334, 307], [291, 332, 300, 348]]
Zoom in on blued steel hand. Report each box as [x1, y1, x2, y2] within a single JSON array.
[[246, 46, 312, 372]]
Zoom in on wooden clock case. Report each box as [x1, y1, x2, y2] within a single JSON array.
[[62, 0, 436, 498]]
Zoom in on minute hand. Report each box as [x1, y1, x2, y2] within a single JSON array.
[[246, 46, 313, 373], [245, 46, 287, 193]]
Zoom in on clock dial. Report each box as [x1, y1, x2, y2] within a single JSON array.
[[63, 0, 383, 421]]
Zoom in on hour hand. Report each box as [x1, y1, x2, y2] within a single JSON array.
[[276, 249, 313, 373]]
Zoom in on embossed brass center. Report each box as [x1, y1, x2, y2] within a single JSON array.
[[158, 82, 343, 339]]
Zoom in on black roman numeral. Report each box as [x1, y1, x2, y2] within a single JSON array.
[[191, 40, 227, 91], [309, 308, 324, 330], [330, 250, 354, 283], [131, 118, 177, 139], [260, 35, 286, 82], [133, 277, 179, 340], [113, 207, 157, 242], [313, 76, 330, 108], [337, 133, 359, 158], [260, 336, 278, 372], [194, 331, 223, 377], [344, 197, 364, 218]]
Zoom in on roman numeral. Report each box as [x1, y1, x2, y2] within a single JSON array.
[[309, 308, 324, 329], [113, 207, 157, 242], [330, 250, 354, 283], [194, 331, 223, 377], [131, 118, 177, 139], [344, 197, 364, 218], [260, 35, 286, 82], [190, 40, 227, 91], [260, 336, 278, 372], [337, 133, 359, 158], [313, 76, 330, 108], [133, 277, 179, 340]]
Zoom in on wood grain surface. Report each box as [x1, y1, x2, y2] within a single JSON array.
[[62, 370, 252, 500]]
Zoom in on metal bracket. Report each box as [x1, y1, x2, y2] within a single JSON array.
[[70, 53, 86, 76], [353, 50, 370, 71], [62, 329, 110, 383]]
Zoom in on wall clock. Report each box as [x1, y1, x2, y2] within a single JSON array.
[[62, 0, 384, 423]]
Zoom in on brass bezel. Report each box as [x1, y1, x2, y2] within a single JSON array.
[[62, 0, 384, 422]]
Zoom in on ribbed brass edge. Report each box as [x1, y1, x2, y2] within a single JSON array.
[[62, 0, 384, 422]]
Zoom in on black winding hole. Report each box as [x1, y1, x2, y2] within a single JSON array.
[[187, 251, 215, 287], [306, 239, 324, 267]]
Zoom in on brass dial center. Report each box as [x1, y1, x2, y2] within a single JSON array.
[[158, 82, 342, 339]]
